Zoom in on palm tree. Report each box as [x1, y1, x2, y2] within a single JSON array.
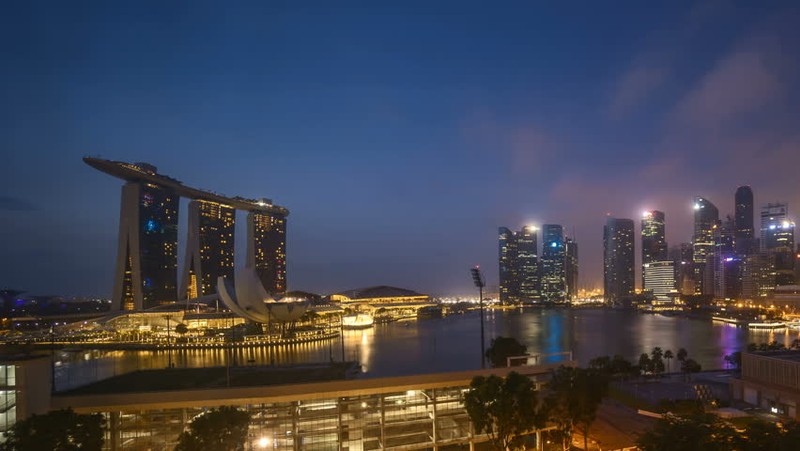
[[677, 348, 687, 363], [650, 347, 665, 377], [664, 350, 674, 374], [638, 353, 652, 377]]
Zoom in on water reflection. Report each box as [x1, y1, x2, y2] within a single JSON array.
[[55, 309, 796, 391]]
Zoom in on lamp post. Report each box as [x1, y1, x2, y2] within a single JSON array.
[[470, 266, 486, 369]]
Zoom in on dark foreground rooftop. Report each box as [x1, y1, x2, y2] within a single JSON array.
[[60, 362, 358, 395]]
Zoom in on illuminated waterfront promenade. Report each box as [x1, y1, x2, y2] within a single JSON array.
[[29, 308, 796, 393]]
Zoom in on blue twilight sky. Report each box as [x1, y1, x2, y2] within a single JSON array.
[[2, 1, 800, 297]]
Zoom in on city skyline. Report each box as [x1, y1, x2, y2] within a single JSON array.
[[3, 2, 800, 297]]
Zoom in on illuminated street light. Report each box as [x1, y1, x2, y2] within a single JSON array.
[[257, 437, 270, 448]]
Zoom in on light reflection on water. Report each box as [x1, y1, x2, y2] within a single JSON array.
[[54, 309, 800, 391]]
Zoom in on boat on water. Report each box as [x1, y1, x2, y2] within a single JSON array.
[[342, 314, 374, 330], [712, 316, 748, 326], [748, 321, 787, 330], [712, 316, 786, 329], [787, 320, 800, 329]]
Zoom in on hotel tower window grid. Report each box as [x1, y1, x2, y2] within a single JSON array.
[[248, 212, 288, 296], [181, 200, 236, 298], [113, 181, 179, 311]]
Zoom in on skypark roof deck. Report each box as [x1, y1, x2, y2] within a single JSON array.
[[83, 157, 289, 215]]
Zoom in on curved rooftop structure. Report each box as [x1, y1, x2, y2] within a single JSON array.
[[83, 157, 289, 215], [218, 269, 307, 323], [334, 286, 425, 300]]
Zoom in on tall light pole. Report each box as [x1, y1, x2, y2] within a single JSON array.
[[470, 266, 486, 369]]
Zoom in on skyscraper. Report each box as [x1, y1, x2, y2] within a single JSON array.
[[113, 179, 179, 310], [761, 203, 794, 251], [517, 226, 541, 302], [643, 261, 676, 300], [742, 253, 775, 298], [670, 243, 695, 295], [541, 224, 566, 303], [499, 227, 519, 303], [248, 211, 288, 297], [735, 186, 754, 255], [693, 197, 719, 295], [498, 226, 540, 304], [565, 237, 578, 301], [641, 210, 667, 292], [760, 203, 795, 286], [180, 200, 236, 299], [713, 216, 739, 299], [604, 217, 635, 304]]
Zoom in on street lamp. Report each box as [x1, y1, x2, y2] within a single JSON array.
[[470, 266, 486, 369]]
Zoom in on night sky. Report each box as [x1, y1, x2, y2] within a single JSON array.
[[2, 1, 800, 297]]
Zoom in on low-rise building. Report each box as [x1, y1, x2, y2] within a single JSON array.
[[2, 355, 569, 450], [731, 351, 800, 418]]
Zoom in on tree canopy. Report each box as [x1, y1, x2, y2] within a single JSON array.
[[638, 413, 800, 451], [485, 336, 528, 368], [175, 406, 251, 451], [463, 372, 543, 450], [0, 408, 104, 451], [546, 366, 609, 451]]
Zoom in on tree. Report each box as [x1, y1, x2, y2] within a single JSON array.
[[546, 366, 609, 451], [637, 413, 736, 451], [175, 406, 251, 451], [735, 420, 785, 451], [681, 359, 702, 381], [463, 372, 543, 450], [676, 348, 687, 363], [609, 354, 636, 379], [651, 347, 663, 361], [588, 355, 636, 380], [485, 336, 528, 368], [175, 323, 189, 335], [301, 310, 320, 323], [749, 341, 786, 352], [663, 350, 674, 374], [638, 353, 652, 377], [0, 408, 105, 451], [588, 355, 610, 371], [650, 348, 665, 378]]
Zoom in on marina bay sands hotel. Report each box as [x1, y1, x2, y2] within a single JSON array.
[[84, 157, 289, 311]]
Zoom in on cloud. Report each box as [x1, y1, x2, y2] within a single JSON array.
[[607, 63, 670, 119], [605, 0, 734, 120], [0, 196, 37, 211], [460, 112, 562, 176], [671, 49, 783, 128]]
